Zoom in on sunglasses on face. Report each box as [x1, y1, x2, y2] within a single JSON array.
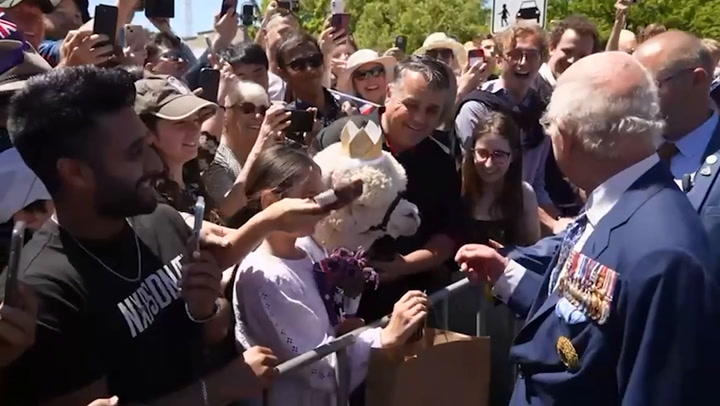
[[505, 49, 541, 62], [426, 48, 455, 60], [159, 52, 186, 63], [236, 103, 268, 115], [353, 65, 385, 81], [286, 54, 324, 71], [473, 148, 511, 163]]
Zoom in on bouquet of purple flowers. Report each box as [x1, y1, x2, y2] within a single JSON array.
[[313, 248, 379, 325]]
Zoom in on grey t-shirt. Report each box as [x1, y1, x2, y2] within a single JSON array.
[[202, 141, 243, 204]]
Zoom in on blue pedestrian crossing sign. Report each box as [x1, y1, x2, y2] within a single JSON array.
[[492, 0, 547, 33]]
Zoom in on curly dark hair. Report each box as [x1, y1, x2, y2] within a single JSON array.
[[549, 15, 601, 53]]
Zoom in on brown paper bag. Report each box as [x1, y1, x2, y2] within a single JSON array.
[[365, 328, 490, 406]]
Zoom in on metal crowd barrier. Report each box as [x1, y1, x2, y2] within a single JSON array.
[[262, 277, 477, 406]]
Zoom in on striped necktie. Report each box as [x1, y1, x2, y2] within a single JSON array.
[[548, 214, 588, 294]]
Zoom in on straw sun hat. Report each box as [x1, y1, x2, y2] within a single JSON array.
[[337, 49, 397, 94], [414, 32, 468, 68]]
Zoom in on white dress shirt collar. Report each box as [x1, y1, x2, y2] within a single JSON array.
[[537, 63, 556, 87], [584, 153, 660, 227]]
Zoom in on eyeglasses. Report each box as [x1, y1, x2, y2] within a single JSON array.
[[159, 51, 186, 63], [426, 48, 455, 60], [657, 67, 698, 87], [473, 148, 511, 163], [505, 49, 541, 62], [285, 54, 324, 71], [235, 103, 268, 115], [353, 65, 385, 81]]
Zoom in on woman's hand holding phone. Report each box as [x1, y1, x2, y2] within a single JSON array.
[[257, 104, 292, 146], [319, 18, 347, 57], [217, 62, 239, 108], [457, 56, 492, 99], [59, 31, 114, 67]]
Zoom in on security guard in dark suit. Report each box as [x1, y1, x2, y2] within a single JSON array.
[[681, 121, 720, 266]]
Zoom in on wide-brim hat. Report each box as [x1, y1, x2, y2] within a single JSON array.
[[134, 74, 217, 120], [0, 39, 52, 94], [337, 49, 396, 94], [414, 32, 468, 68], [0, 0, 60, 13]]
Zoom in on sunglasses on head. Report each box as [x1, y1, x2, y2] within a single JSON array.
[[427, 48, 455, 60], [353, 65, 385, 81], [286, 54, 324, 71], [236, 103, 268, 115]]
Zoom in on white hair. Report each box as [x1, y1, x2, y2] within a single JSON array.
[[224, 80, 269, 108], [543, 65, 665, 159]]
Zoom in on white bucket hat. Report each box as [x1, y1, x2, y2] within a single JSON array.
[[414, 32, 468, 68], [336, 49, 396, 94]]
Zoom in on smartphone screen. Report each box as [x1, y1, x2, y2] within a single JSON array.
[[4, 221, 26, 307], [193, 197, 205, 252], [241, 4, 254, 26], [285, 109, 315, 135], [221, 0, 237, 15], [145, 0, 175, 18], [199, 68, 221, 103], [395, 35, 407, 52], [277, 0, 291, 10], [468, 48, 485, 67], [93, 5, 118, 48], [330, 13, 350, 33]]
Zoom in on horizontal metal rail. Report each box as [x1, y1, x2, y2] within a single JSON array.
[[274, 277, 472, 375]]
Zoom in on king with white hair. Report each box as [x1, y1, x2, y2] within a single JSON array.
[[455, 51, 720, 405]]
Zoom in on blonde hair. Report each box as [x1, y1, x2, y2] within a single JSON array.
[[224, 80, 269, 108], [497, 22, 548, 59]]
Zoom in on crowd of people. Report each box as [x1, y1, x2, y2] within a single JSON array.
[[1, 0, 720, 405]]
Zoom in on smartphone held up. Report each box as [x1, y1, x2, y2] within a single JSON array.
[[4, 221, 26, 307], [193, 197, 205, 253], [468, 48, 485, 68], [313, 179, 364, 211]]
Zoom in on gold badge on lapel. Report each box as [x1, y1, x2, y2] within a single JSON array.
[[556, 336, 579, 371], [557, 251, 619, 325]]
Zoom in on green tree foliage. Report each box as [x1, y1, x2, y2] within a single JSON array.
[[547, 0, 720, 40], [263, 0, 490, 52]]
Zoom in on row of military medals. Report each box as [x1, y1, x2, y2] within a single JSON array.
[[556, 251, 618, 371]]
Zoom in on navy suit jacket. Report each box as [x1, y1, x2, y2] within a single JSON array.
[[505, 163, 720, 406], [687, 120, 720, 267]]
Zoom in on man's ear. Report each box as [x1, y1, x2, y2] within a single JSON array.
[[144, 62, 155, 72], [56, 158, 95, 191], [553, 123, 574, 156], [259, 189, 280, 210], [384, 83, 394, 106]]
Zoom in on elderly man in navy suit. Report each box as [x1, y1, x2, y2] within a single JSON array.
[[634, 31, 720, 266], [455, 51, 720, 405]]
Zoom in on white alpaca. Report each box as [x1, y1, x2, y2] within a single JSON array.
[[312, 120, 420, 252]]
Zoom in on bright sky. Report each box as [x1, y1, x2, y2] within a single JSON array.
[[88, 0, 218, 37]]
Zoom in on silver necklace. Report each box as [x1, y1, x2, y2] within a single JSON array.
[[51, 216, 142, 283]]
